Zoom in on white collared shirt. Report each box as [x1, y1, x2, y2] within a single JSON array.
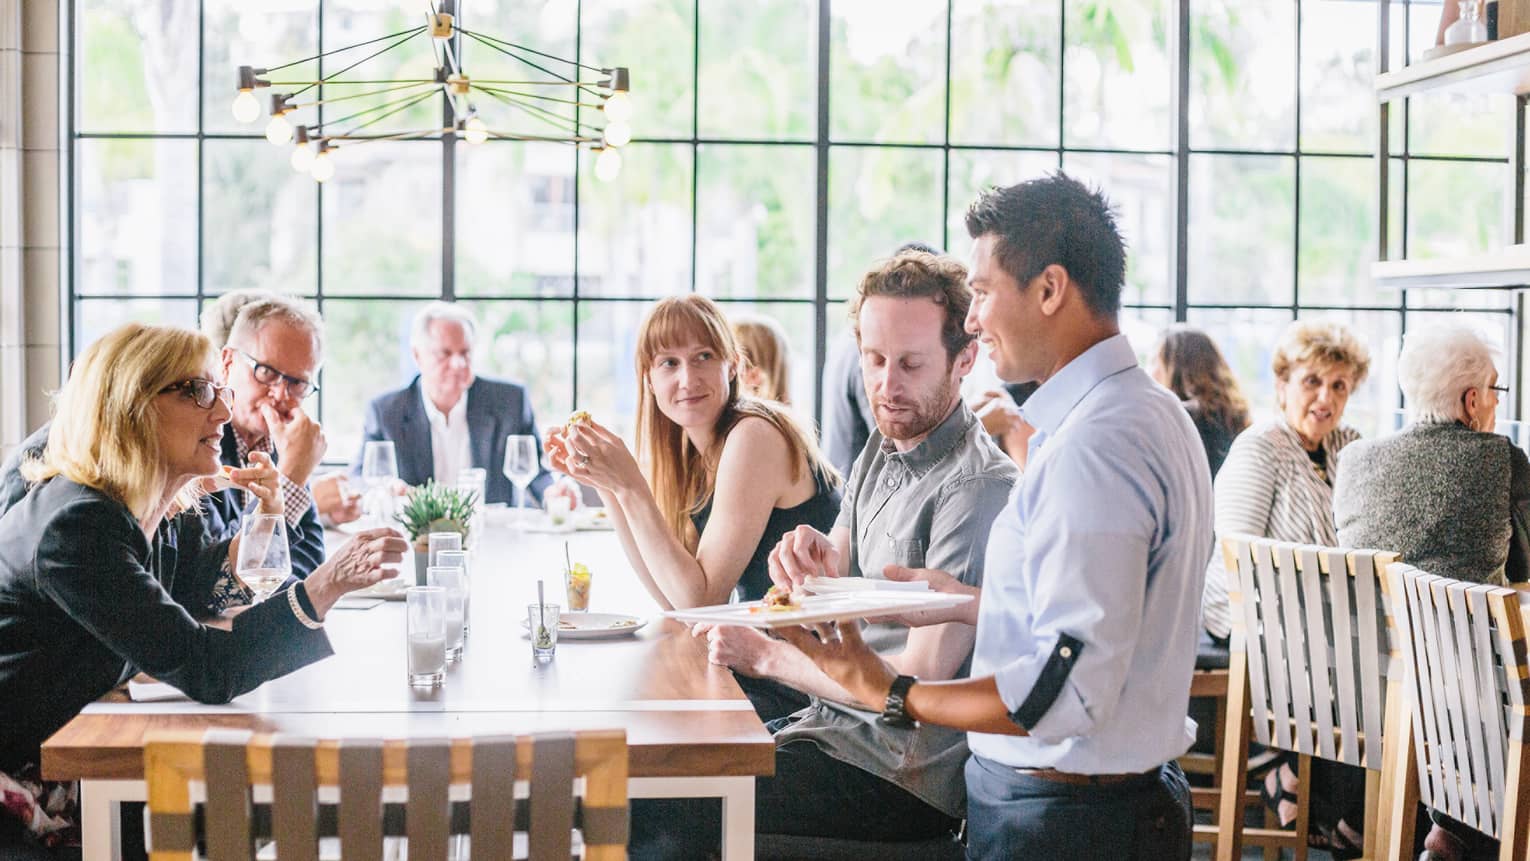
[[421, 388, 471, 486], [968, 334, 1214, 774]]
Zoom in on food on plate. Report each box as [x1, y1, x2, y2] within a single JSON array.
[[565, 562, 592, 611], [751, 584, 803, 613]]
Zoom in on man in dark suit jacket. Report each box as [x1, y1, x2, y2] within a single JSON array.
[[351, 303, 553, 506]]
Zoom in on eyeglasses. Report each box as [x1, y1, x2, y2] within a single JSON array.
[[236, 349, 319, 399], [1491, 384, 1510, 395], [159, 378, 234, 409]]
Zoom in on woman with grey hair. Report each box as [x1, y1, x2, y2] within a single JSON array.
[[1334, 324, 1529, 859]]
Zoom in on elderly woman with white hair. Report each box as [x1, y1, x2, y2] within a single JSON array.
[[1334, 324, 1529, 585], [1334, 324, 1530, 861]]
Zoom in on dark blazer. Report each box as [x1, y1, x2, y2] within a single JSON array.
[[0, 478, 333, 771], [352, 376, 552, 505], [2, 423, 325, 580]]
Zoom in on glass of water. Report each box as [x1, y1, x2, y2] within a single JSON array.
[[235, 514, 290, 602], [406, 586, 446, 687], [360, 440, 399, 526], [427, 566, 468, 662], [435, 549, 471, 637], [502, 434, 540, 523]]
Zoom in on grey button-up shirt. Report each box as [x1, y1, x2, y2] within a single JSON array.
[[776, 400, 1018, 818]]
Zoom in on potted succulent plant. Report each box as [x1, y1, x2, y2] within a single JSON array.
[[394, 480, 479, 585]]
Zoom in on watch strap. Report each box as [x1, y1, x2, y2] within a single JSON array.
[[880, 674, 918, 728]]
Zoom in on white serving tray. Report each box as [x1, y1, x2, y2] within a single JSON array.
[[664, 591, 972, 630]]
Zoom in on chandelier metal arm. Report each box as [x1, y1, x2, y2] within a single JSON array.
[[289, 81, 436, 111], [333, 89, 441, 138], [314, 85, 439, 130], [292, 28, 426, 98], [462, 84, 588, 109], [264, 25, 428, 74], [458, 30, 601, 100], [455, 26, 607, 75], [486, 131, 604, 143], [471, 85, 583, 134]]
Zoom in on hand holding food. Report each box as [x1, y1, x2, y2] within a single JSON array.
[[767, 525, 840, 591]]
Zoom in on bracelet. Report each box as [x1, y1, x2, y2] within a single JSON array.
[[288, 583, 324, 630], [879, 674, 918, 728]]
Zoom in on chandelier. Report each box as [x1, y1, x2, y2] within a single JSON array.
[[229, 2, 632, 183]]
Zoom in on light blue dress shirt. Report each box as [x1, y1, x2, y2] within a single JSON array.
[[967, 334, 1214, 774]]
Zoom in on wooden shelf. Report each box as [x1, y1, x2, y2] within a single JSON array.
[[1373, 245, 1530, 289], [1376, 32, 1530, 101]]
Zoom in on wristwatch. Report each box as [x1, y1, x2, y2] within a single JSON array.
[[879, 674, 918, 728]]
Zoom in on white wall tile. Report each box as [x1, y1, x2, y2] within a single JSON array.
[[22, 245, 58, 345], [20, 52, 57, 151], [20, 0, 57, 55], [20, 147, 57, 248]]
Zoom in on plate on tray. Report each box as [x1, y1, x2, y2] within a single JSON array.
[[664, 591, 973, 630], [801, 575, 930, 594], [520, 612, 647, 640]]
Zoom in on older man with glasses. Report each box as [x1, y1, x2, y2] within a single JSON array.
[[208, 294, 330, 579]]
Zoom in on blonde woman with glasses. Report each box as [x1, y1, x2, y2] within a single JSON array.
[[0, 323, 405, 855]]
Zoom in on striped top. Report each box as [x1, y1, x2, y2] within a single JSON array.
[[1202, 418, 1360, 638]]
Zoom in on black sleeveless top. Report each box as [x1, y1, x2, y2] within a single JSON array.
[[690, 466, 841, 602]]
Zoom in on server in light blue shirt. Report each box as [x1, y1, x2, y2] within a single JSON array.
[[778, 174, 1214, 859]]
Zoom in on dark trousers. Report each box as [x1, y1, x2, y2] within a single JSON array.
[[964, 756, 1192, 861], [733, 672, 812, 723], [630, 733, 959, 859]]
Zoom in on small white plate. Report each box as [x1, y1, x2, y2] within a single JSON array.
[[349, 576, 409, 601], [577, 510, 615, 531], [519, 612, 647, 640]]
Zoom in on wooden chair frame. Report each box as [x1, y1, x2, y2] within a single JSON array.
[[1214, 536, 1415, 861], [1385, 564, 1530, 861], [144, 729, 628, 861]]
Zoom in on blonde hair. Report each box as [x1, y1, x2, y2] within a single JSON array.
[[21, 323, 212, 522], [1271, 320, 1371, 386], [635, 296, 838, 552], [731, 314, 791, 405]]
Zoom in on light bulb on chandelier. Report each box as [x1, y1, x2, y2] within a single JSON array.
[[310, 148, 336, 183], [266, 113, 294, 146], [464, 116, 488, 145], [290, 144, 315, 173], [602, 91, 632, 124], [594, 147, 622, 182], [603, 121, 631, 148], [231, 90, 260, 123]]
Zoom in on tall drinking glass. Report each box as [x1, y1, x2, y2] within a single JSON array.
[[235, 514, 291, 603], [502, 435, 540, 522], [436, 549, 471, 637], [405, 586, 446, 687], [428, 532, 462, 567], [427, 567, 467, 662], [456, 467, 487, 548], [360, 440, 399, 526]]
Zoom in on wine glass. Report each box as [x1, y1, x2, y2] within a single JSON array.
[[360, 440, 398, 526], [502, 435, 539, 520], [236, 514, 291, 603]]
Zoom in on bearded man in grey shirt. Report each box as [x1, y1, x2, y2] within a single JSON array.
[[699, 250, 1019, 846]]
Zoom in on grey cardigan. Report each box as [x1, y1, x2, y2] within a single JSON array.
[[1335, 420, 1530, 585]]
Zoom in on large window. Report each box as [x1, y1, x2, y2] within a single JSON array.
[[71, 0, 1518, 461]]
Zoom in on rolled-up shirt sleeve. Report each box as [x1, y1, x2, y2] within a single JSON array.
[[991, 443, 1155, 743]]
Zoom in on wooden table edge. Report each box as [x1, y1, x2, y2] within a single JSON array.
[[43, 710, 775, 782]]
